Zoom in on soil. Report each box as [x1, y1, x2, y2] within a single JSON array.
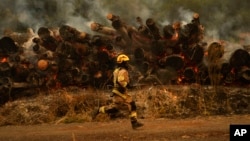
[[0, 114, 249, 141]]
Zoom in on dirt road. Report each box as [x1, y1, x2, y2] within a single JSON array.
[[0, 115, 249, 141]]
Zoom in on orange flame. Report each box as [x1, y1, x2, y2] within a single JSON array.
[[0, 57, 7, 63], [178, 77, 182, 83], [171, 32, 179, 41], [194, 67, 198, 73]]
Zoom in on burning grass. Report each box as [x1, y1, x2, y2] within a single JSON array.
[[0, 85, 249, 126]]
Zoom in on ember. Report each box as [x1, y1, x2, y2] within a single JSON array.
[[0, 57, 7, 63]]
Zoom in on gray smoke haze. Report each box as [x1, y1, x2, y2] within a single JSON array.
[[0, 0, 250, 43]]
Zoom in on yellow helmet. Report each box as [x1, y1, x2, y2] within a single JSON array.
[[116, 54, 129, 63]]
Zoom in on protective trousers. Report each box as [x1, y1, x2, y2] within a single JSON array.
[[99, 93, 138, 121]]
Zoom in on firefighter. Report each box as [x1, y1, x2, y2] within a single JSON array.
[[93, 54, 144, 129]]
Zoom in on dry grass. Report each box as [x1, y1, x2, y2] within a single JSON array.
[[0, 85, 249, 126]]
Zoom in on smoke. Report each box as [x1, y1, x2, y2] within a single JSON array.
[[0, 0, 249, 43]]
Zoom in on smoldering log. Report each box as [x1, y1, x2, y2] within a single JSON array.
[[134, 47, 145, 61], [220, 62, 232, 75], [37, 59, 49, 71], [106, 13, 132, 45], [146, 18, 161, 40], [94, 50, 116, 72], [127, 21, 148, 47], [59, 25, 80, 41], [90, 35, 112, 47], [59, 25, 90, 43], [0, 75, 32, 89], [8, 54, 29, 65], [71, 70, 90, 85], [0, 37, 19, 55], [10, 54, 26, 62], [40, 36, 58, 52], [40, 51, 54, 59], [55, 66, 88, 86], [56, 71, 74, 86], [90, 22, 117, 36], [26, 71, 44, 87], [3, 28, 35, 45], [55, 41, 78, 58], [36, 59, 58, 73], [96, 50, 110, 64], [163, 25, 175, 39], [113, 35, 128, 47], [159, 55, 184, 71], [11, 63, 30, 82], [12, 82, 31, 88], [37, 27, 58, 52], [0, 77, 32, 89], [136, 61, 151, 76], [32, 42, 48, 55], [239, 67, 250, 82], [59, 58, 76, 71], [183, 67, 196, 81], [38, 27, 52, 39], [229, 49, 250, 70], [0, 61, 12, 77], [181, 13, 204, 45], [134, 47, 156, 66], [56, 37, 91, 64], [150, 40, 167, 57], [106, 43, 114, 51], [136, 17, 152, 38], [72, 42, 91, 56], [183, 44, 205, 65], [106, 13, 124, 30], [0, 77, 12, 94], [220, 62, 234, 84], [130, 32, 152, 49]]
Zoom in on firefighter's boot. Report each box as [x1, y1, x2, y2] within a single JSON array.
[[131, 117, 144, 129]]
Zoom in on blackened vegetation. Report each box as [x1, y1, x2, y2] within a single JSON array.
[[0, 13, 249, 107]]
